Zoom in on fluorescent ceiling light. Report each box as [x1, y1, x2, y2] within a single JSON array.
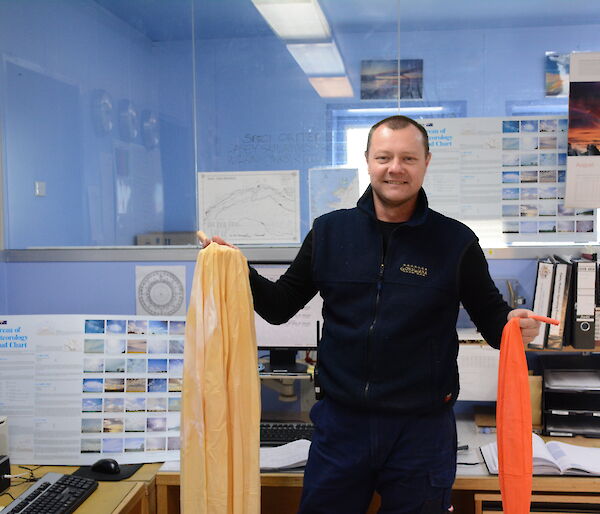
[[287, 41, 345, 75], [309, 76, 354, 97], [252, 0, 331, 40], [510, 104, 568, 114], [346, 107, 445, 114]]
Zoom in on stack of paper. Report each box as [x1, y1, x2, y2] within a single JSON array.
[[259, 439, 311, 470], [157, 439, 311, 473]]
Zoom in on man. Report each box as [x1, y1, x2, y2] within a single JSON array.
[[205, 115, 539, 513]]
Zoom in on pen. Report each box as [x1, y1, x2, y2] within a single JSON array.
[[457, 444, 469, 451], [528, 314, 559, 325]]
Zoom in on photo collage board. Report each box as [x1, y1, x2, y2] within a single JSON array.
[[0, 315, 186, 465], [422, 115, 596, 244], [499, 117, 594, 238], [80, 317, 184, 460]]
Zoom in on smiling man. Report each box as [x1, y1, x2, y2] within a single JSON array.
[[205, 115, 540, 513], [365, 117, 431, 222]]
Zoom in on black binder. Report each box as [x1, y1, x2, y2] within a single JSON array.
[[570, 257, 596, 350]]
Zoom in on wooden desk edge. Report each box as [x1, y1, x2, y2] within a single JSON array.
[[155, 471, 600, 492], [454, 475, 600, 492], [113, 482, 146, 514], [156, 471, 304, 488]]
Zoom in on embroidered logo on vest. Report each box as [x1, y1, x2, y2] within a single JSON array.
[[399, 263, 428, 277]]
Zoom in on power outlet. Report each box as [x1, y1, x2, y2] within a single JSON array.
[[34, 181, 46, 197]]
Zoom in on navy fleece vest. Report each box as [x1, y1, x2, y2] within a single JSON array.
[[312, 188, 477, 413]]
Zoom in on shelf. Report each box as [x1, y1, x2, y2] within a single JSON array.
[[260, 372, 312, 380], [527, 344, 600, 353]]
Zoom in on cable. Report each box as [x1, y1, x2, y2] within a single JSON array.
[[304, 350, 316, 365], [0, 491, 16, 501], [2, 472, 28, 478]]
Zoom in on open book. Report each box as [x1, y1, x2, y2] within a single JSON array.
[[481, 433, 600, 476]]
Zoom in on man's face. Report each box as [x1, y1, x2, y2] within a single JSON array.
[[365, 124, 431, 221]]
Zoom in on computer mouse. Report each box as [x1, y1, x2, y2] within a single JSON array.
[[90, 458, 121, 475]]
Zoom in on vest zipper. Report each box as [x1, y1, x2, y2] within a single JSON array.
[[364, 261, 385, 400]]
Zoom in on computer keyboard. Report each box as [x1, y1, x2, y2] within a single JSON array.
[[2, 472, 98, 514], [260, 421, 314, 446]]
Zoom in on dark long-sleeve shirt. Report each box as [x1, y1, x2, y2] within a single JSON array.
[[250, 224, 510, 348]]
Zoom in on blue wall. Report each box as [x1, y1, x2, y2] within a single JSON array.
[[2, 2, 600, 247], [3, 260, 196, 315], [0, 262, 6, 313], [0, 3, 595, 320], [193, 24, 600, 239], [0, 1, 193, 247], [2, 257, 536, 316]]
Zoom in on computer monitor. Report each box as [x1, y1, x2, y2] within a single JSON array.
[[252, 264, 322, 373]]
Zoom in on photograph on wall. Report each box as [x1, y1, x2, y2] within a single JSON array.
[[545, 52, 570, 97], [360, 59, 423, 100], [567, 81, 600, 156]]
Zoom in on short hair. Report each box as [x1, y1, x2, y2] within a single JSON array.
[[365, 115, 429, 156]]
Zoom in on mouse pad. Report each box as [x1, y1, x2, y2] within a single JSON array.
[[73, 463, 143, 481]]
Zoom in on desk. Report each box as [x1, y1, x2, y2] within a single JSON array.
[[153, 417, 600, 514], [155, 470, 600, 514], [0, 464, 161, 514], [155, 471, 384, 514]]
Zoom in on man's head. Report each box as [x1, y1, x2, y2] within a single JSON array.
[[364, 115, 431, 222], [365, 115, 429, 158]]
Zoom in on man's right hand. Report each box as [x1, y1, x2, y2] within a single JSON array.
[[197, 231, 238, 250]]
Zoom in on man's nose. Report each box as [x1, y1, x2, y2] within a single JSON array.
[[388, 157, 402, 172]]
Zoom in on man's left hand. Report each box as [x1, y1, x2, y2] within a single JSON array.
[[507, 308, 540, 345]]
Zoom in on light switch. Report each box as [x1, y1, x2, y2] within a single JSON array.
[[34, 181, 46, 197]]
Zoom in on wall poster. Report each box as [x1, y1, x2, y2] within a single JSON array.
[[421, 115, 596, 245], [0, 315, 185, 465]]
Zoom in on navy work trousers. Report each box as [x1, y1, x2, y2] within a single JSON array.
[[298, 397, 457, 514]]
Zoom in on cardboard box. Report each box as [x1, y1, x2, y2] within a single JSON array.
[[136, 232, 198, 246]]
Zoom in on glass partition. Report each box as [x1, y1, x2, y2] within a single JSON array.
[[1, 0, 599, 248]]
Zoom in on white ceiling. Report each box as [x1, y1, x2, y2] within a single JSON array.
[[93, 0, 600, 41]]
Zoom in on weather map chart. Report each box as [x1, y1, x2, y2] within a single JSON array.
[[198, 170, 301, 245], [308, 167, 359, 224], [0, 315, 185, 465]]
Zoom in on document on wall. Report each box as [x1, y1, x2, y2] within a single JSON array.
[[565, 52, 600, 208], [308, 166, 359, 224], [253, 265, 323, 348], [0, 315, 185, 465], [457, 343, 499, 401], [197, 170, 301, 245], [421, 115, 595, 245]]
